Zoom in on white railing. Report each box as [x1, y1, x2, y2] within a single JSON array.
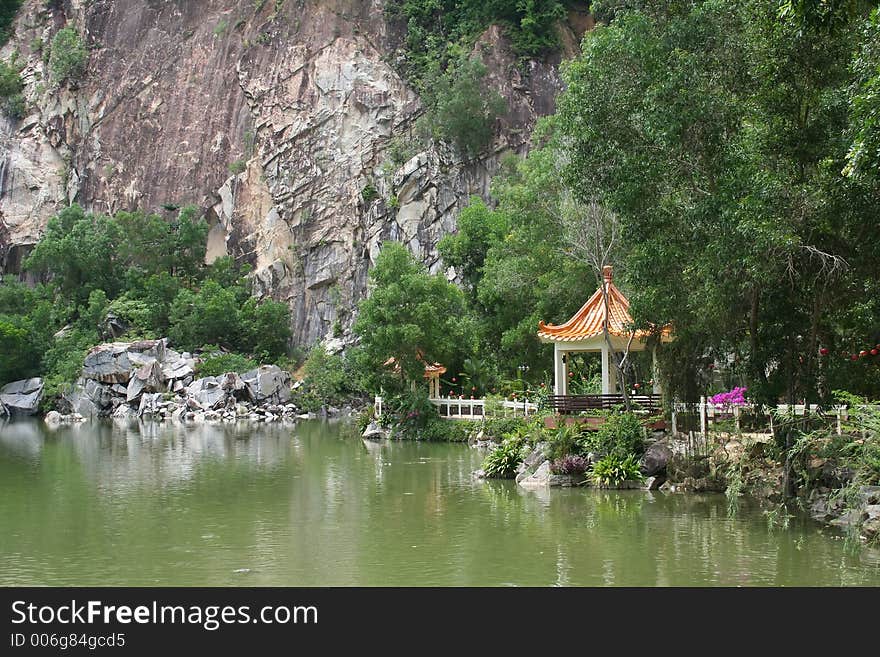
[[429, 397, 538, 419], [372, 396, 537, 420], [670, 397, 875, 437]]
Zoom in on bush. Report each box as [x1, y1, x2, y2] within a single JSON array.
[[546, 423, 585, 461], [49, 27, 88, 85], [386, 389, 439, 433], [240, 297, 291, 360], [299, 345, 347, 407], [0, 61, 24, 119], [581, 411, 645, 459], [482, 435, 528, 478], [550, 454, 590, 476], [482, 417, 528, 441], [197, 351, 258, 377], [424, 57, 507, 156], [418, 418, 474, 442], [168, 280, 242, 351], [591, 454, 643, 487]]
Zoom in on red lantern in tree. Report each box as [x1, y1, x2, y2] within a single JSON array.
[[452, 377, 456, 383], [872, 349, 879, 357], [634, 383, 641, 390], [819, 347, 829, 356], [860, 350, 869, 358], [851, 354, 859, 361], [568, 372, 574, 377]]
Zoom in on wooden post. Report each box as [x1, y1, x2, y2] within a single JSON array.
[[734, 405, 741, 433], [671, 406, 678, 436]]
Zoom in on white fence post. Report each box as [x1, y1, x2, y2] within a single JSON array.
[[700, 396, 707, 439]]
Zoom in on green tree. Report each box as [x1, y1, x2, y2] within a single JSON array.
[[48, 26, 88, 85], [555, 0, 876, 403], [438, 196, 508, 296], [240, 297, 291, 360], [424, 57, 507, 156], [0, 60, 24, 119], [25, 204, 124, 308], [353, 242, 469, 388], [168, 280, 242, 351]]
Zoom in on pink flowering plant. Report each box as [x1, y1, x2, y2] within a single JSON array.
[[708, 386, 748, 408]]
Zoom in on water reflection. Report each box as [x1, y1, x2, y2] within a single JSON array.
[[0, 419, 879, 586]]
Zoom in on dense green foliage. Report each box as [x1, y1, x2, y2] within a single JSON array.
[[385, 1, 574, 156], [0, 0, 21, 47], [196, 351, 259, 377], [554, 0, 880, 404], [591, 453, 643, 487], [0, 59, 24, 119], [352, 242, 470, 390], [2, 204, 291, 394], [294, 345, 351, 413], [481, 434, 528, 478], [420, 57, 507, 156], [48, 27, 87, 85], [388, 0, 569, 87], [581, 411, 645, 459], [422, 0, 880, 405]]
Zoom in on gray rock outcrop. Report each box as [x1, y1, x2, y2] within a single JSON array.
[[242, 365, 292, 404], [517, 460, 552, 488], [0, 1, 591, 347], [0, 377, 43, 415]]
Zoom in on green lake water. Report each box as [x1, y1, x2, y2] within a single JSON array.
[[1, 419, 879, 586]]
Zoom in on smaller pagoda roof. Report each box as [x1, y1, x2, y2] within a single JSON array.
[[383, 354, 446, 377], [538, 265, 670, 344]]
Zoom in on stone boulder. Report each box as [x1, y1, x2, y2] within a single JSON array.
[[640, 441, 674, 477], [186, 377, 226, 410], [84, 379, 115, 411], [362, 421, 387, 440], [518, 460, 552, 489], [63, 387, 101, 419], [126, 361, 166, 402], [138, 392, 165, 417], [242, 365, 292, 403], [82, 339, 166, 384], [161, 353, 195, 382], [0, 378, 44, 416]]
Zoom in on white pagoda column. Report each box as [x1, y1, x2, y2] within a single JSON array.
[[554, 343, 568, 395], [602, 344, 620, 394]]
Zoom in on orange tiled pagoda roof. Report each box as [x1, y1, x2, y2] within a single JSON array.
[[383, 354, 446, 377], [538, 266, 665, 342]]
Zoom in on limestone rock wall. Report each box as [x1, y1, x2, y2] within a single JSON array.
[[0, 0, 589, 347]]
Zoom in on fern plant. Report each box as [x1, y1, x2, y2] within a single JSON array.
[[591, 454, 643, 487]]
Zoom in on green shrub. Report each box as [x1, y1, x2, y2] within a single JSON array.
[[41, 327, 97, 407], [168, 280, 242, 351], [228, 159, 246, 174], [591, 454, 643, 487], [546, 423, 586, 461], [482, 435, 528, 478], [0, 1, 22, 48], [197, 351, 258, 377], [0, 61, 24, 119], [240, 296, 291, 360], [482, 417, 528, 441], [423, 57, 507, 156], [581, 411, 645, 459], [418, 418, 474, 442], [49, 27, 88, 85], [300, 345, 347, 404]]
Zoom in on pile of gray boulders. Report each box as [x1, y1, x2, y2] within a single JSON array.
[[54, 338, 301, 424]]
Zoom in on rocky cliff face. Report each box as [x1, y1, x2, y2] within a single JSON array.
[[0, 0, 589, 347]]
